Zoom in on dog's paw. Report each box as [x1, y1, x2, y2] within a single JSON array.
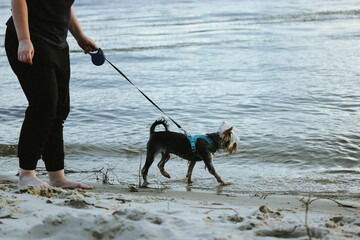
[[160, 170, 171, 178], [141, 182, 149, 188], [219, 181, 233, 186]]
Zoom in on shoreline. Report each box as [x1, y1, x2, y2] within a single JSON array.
[[0, 171, 359, 239]]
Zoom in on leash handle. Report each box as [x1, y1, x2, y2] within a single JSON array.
[[100, 54, 187, 134]]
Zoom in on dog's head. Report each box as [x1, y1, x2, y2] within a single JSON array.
[[218, 122, 238, 155]]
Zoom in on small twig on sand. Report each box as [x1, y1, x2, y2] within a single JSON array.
[[92, 164, 119, 184], [139, 154, 142, 187], [128, 184, 139, 192], [66, 166, 120, 184], [193, 206, 239, 215], [0, 215, 18, 219], [300, 193, 359, 240], [251, 192, 270, 200], [300, 193, 312, 240], [155, 178, 168, 190]]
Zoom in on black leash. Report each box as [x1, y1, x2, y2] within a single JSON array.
[[89, 48, 187, 134]]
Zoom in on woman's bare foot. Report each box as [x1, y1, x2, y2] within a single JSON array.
[[48, 169, 93, 189], [18, 169, 50, 188]]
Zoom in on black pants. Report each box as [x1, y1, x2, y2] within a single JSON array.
[[5, 28, 70, 171]]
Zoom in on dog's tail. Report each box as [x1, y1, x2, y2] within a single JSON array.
[[150, 118, 169, 135]]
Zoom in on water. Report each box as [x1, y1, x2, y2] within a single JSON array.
[[0, 0, 359, 195]]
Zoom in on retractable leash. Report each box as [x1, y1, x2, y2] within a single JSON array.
[[89, 48, 188, 135]]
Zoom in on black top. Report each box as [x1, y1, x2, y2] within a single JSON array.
[[6, 0, 75, 49]]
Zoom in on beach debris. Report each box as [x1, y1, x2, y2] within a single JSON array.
[[93, 164, 120, 185], [205, 216, 213, 223], [325, 221, 337, 228], [0, 214, 18, 219], [0, 180, 13, 185], [227, 214, 244, 223], [138, 154, 142, 187], [300, 193, 360, 240], [128, 185, 138, 192], [327, 215, 360, 232], [238, 219, 263, 231], [216, 193, 237, 197], [256, 205, 282, 219], [251, 193, 270, 200], [115, 196, 132, 204], [0, 186, 10, 191], [211, 202, 224, 206], [15, 186, 91, 201], [259, 205, 272, 213], [330, 216, 343, 223], [193, 206, 239, 215], [16, 186, 64, 198], [63, 199, 93, 209]]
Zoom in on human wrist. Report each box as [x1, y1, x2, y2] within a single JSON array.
[[74, 32, 86, 42], [18, 39, 31, 43], [18, 39, 33, 49]]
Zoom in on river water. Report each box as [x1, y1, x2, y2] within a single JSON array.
[[0, 0, 359, 195]]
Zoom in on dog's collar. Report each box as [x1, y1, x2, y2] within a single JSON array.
[[187, 135, 217, 153]]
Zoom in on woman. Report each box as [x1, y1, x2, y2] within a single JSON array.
[[5, 0, 98, 189]]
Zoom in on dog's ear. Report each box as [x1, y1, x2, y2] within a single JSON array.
[[224, 126, 233, 133], [231, 142, 238, 154], [222, 126, 234, 141]]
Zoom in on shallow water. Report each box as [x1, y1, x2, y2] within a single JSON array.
[[0, 0, 359, 194]]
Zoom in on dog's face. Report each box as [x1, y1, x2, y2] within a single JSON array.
[[218, 122, 238, 155]]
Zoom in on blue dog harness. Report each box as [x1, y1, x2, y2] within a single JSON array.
[[187, 135, 216, 154]]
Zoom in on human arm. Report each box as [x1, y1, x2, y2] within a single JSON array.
[[69, 6, 98, 54], [11, 0, 34, 65]]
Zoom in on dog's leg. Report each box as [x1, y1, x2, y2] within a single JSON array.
[[186, 161, 196, 185], [141, 152, 156, 187], [157, 152, 171, 178], [203, 155, 228, 185]]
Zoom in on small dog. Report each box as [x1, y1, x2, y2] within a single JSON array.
[[141, 119, 238, 187]]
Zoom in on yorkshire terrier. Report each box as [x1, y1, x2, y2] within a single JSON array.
[[141, 119, 238, 187]]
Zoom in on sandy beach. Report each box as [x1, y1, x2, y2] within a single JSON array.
[[0, 171, 359, 240], [1, 0, 359, 239]]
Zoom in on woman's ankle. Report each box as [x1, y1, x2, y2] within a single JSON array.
[[48, 169, 66, 180], [48, 169, 93, 189], [18, 168, 50, 188]]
